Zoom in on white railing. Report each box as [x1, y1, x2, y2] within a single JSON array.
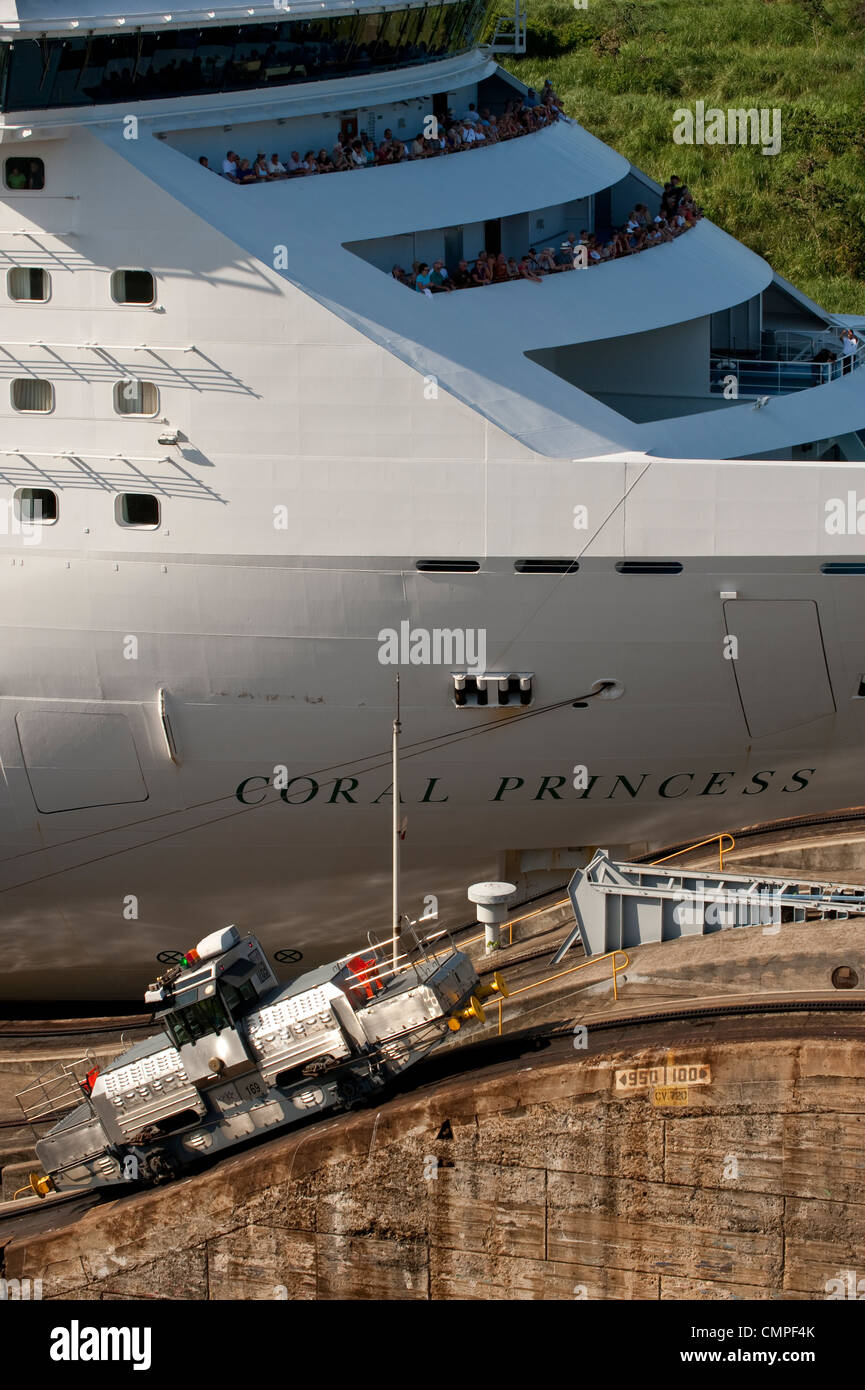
[[711, 344, 864, 396]]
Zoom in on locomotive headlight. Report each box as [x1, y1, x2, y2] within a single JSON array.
[[183, 1130, 213, 1151]]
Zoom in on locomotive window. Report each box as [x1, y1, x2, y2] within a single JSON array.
[[166, 996, 229, 1046], [220, 979, 258, 1018]]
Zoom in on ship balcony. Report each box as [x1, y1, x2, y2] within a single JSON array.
[[711, 334, 864, 398]]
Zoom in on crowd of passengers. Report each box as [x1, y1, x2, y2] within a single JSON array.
[[202, 82, 564, 183], [393, 178, 703, 292]]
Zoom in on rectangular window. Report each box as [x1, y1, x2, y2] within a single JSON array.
[[15, 487, 58, 523], [111, 269, 155, 305], [8, 267, 49, 300], [4, 156, 44, 190], [114, 380, 159, 415], [116, 492, 160, 528], [11, 378, 53, 412]]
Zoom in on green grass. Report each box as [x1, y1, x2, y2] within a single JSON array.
[[493, 0, 865, 311]]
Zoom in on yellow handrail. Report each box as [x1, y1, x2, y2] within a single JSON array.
[[650, 832, 735, 872], [494, 949, 629, 1036]]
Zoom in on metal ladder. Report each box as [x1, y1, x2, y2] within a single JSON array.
[[552, 849, 865, 962], [486, 0, 527, 54]]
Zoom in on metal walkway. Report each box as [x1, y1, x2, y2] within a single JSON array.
[[552, 849, 865, 962]]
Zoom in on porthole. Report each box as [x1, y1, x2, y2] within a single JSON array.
[[111, 269, 155, 305], [515, 559, 579, 574], [8, 267, 49, 301], [114, 380, 159, 416], [416, 559, 480, 573], [11, 378, 53, 412], [14, 487, 58, 524], [116, 493, 160, 529], [616, 561, 683, 575]]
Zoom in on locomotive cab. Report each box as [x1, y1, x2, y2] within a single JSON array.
[[147, 926, 278, 1087]]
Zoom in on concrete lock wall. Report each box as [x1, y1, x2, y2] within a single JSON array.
[[4, 1031, 865, 1300]]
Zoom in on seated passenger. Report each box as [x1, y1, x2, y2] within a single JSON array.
[[518, 255, 543, 283], [360, 134, 376, 165], [536, 247, 557, 274], [446, 126, 462, 152], [286, 151, 303, 175], [317, 148, 334, 171], [410, 133, 426, 159], [267, 153, 287, 176], [506, 256, 520, 279], [485, 115, 500, 142], [301, 151, 318, 174], [349, 141, 365, 168], [221, 150, 240, 181], [391, 138, 407, 162], [460, 122, 477, 146], [491, 253, 509, 282], [451, 259, 473, 289], [415, 262, 434, 295], [463, 103, 481, 125], [471, 253, 492, 285], [236, 159, 258, 184], [253, 154, 270, 180], [391, 265, 408, 284], [428, 260, 451, 291], [198, 156, 212, 170], [525, 87, 539, 108]]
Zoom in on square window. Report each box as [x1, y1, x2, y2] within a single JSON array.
[[114, 380, 159, 415], [4, 157, 44, 190], [8, 267, 49, 301], [14, 487, 58, 524], [111, 269, 155, 305], [116, 493, 160, 528], [11, 378, 54, 412]]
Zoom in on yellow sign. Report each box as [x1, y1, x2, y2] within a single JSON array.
[[652, 1086, 689, 1106], [615, 1062, 711, 1091]]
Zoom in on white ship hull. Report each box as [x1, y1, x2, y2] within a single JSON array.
[[2, 546, 865, 997]]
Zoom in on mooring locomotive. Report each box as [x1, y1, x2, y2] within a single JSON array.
[[21, 922, 504, 1194]]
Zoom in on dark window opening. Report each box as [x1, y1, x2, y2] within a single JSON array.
[[416, 559, 480, 572], [8, 266, 49, 300], [0, 5, 490, 112], [4, 156, 44, 189], [118, 492, 160, 527], [821, 562, 865, 575], [221, 979, 258, 1018], [515, 558, 579, 574], [111, 269, 155, 304], [616, 561, 683, 575], [165, 995, 229, 1047], [15, 487, 57, 523]]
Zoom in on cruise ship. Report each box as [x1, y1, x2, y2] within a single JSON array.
[[0, 0, 864, 998]]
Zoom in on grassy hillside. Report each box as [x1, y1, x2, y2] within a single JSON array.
[[494, 0, 865, 312]]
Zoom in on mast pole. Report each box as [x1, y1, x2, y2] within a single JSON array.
[[392, 673, 401, 970]]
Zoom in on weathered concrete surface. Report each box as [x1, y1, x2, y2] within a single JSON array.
[[4, 1020, 865, 1300]]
